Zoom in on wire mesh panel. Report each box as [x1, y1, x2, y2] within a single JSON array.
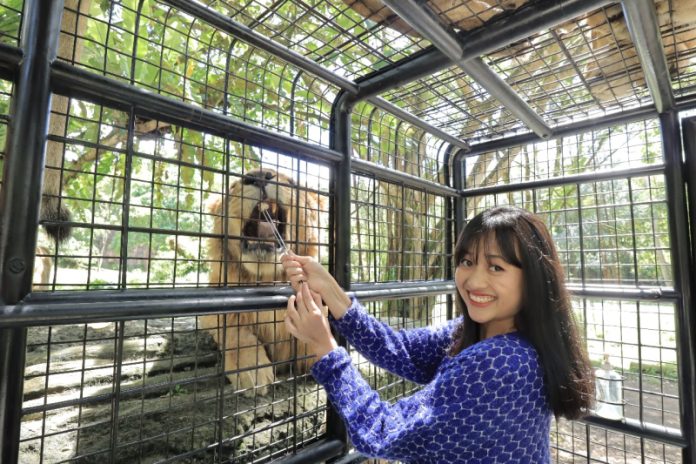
[[468, 174, 672, 287], [377, 2, 696, 144], [464, 118, 663, 189], [352, 101, 450, 180], [19, 313, 328, 463], [553, 419, 682, 463], [462, 118, 684, 463], [18, 79, 333, 461], [56, 0, 339, 147], [351, 174, 450, 287], [198, 0, 430, 79], [583, 299, 680, 429]]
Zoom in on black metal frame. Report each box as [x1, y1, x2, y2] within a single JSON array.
[[0, 0, 694, 463], [451, 113, 696, 461], [450, 109, 696, 461], [0, 2, 66, 463]]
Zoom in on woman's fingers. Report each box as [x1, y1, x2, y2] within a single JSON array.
[[310, 289, 322, 308], [287, 271, 307, 285], [284, 312, 298, 336], [289, 254, 312, 264], [300, 282, 317, 311], [285, 266, 303, 277], [283, 260, 307, 291], [294, 287, 309, 313], [286, 295, 298, 317]]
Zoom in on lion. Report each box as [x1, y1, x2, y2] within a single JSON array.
[[202, 168, 325, 396]]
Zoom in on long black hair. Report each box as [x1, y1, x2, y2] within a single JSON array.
[[449, 206, 594, 420]]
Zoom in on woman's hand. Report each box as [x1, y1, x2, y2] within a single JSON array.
[[285, 282, 338, 358], [281, 252, 352, 319], [281, 251, 334, 294]]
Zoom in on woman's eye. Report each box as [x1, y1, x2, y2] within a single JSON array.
[[460, 259, 473, 267], [489, 264, 504, 272]]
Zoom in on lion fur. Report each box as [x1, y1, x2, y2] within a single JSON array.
[[201, 169, 325, 395]]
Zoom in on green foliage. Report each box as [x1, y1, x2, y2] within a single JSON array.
[[7, 1, 669, 294], [0, 0, 22, 46], [628, 362, 679, 381]]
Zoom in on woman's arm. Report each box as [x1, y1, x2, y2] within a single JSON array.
[[311, 336, 548, 462], [331, 298, 461, 384], [282, 253, 459, 383]]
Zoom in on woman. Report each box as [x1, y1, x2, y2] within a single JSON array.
[[282, 206, 594, 463]]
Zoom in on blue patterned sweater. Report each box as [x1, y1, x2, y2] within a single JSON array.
[[310, 298, 551, 463]]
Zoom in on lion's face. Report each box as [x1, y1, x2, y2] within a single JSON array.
[[210, 169, 321, 283]]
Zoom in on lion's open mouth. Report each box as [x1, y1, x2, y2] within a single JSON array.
[[241, 201, 288, 255]]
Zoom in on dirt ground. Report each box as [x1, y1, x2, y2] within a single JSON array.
[[18, 318, 327, 463]]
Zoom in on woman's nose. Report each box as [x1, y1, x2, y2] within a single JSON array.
[[464, 264, 487, 289]]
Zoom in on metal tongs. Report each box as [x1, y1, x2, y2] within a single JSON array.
[[261, 207, 289, 256], [261, 205, 303, 284]]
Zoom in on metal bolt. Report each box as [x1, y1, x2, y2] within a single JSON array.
[[8, 257, 25, 274]]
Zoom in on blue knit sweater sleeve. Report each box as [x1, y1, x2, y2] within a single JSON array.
[[311, 335, 550, 463], [329, 298, 461, 384]]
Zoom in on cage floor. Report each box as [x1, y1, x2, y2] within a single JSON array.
[[19, 319, 327, 464]]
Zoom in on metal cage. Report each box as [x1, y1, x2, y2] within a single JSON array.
[[1, 0, 695, 463]]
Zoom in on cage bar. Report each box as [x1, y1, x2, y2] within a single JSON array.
[[0, 1, 695, 463]]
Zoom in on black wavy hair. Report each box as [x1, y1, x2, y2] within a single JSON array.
[[449, 206, 594, 419]]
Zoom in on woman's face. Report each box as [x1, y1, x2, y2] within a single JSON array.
[[455, 238, 524, 339]]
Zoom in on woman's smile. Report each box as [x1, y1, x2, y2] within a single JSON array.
[[466, 291, 496, 306], [454, 237, 524, 338]]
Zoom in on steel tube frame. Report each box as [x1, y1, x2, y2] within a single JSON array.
[[581, 415, 686, 448], [455, 57, 551, 138], [354, 0, 615, 100], [352, 158, 458, 197], [162, 0, 359, 93], [683, 115, 696, 461], [3, 279, 677, 329], [1, 0, 694, 462], [460, 94, 696, 157], [0, 2, 65, 463], [460, 165, 665, 198], [272, 438, 345, 464], [51, 61, 344, 165], [661, 111, 696, 463], [683, 117, 696, 283], [51, 60, 458, 202], [460, 105, 659, 157], [366, 96, 470, 151], [0, 42, 21, 80], [620, 0, 675, 112], [0, 281, 456, 328], [161, 0, 471, 157], [326, 89, 354, 449], [567, 284, 679, 301], [380, 0, 552, 139]]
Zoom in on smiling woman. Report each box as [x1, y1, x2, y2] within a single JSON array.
[[450, 206, 594, 420], [279, 206, 595, 463], [455, 238, 524, 339]]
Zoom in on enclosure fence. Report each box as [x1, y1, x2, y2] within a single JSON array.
[[1, 0, 695, 463]]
